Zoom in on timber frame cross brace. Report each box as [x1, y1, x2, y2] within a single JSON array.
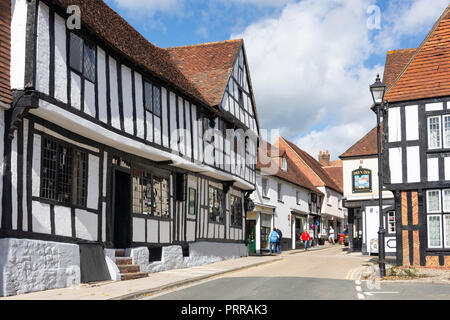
[[7, 90, 39, 140]]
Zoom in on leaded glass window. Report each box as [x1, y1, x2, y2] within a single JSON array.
[[427, 190, 441, 213], [444, 215, 450, 248], [209, 186, 224, 223], [428, 116, 441, 149], [153, 86, 161, 117], [40, 137, 87, 207], [444, 115, 450, 148], [230, 195, 242, 228], [444, 189, 450, 212], [428, 215, 442, 248], [143, 80, 161, 117], [69, 32, 96, 83], [83, 42, 96, 82]]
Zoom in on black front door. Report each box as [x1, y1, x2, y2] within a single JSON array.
[[114, 170, 131, 248]]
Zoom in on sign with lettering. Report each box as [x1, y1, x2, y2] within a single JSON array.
[[352, 168, 372, 193]]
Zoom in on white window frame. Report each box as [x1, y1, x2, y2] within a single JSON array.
[[387, 210, 396, 234], [444, 115, 450, 149], [444, 214, 450, 249], [277, 183, 282, 202], [428, 116, 442, 150], [427, 214, 443, 249], [426, 190, 441, 213], [281, 158, 287, 171], [262, 178, 269, 198]]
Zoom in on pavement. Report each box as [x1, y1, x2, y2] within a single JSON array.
[[0, 243, 332, 300]]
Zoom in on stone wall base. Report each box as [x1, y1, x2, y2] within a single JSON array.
[[131, 242, 248, 273], [0, 238, 81, 297]]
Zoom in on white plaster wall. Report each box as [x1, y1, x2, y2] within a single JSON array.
[[389, 147, 403, 184], [31, 135, 41, 197], [445, 157, 450, 181], [178, 97, 185, 155], [134, 72, 145, 139], [406, 146, 420, 183], [54, 206, 72, 237], [161, 88, 169, 148], [54, 14, 67, 103], [10, 0, 28, 90], [22, 119, 28, 231], [146, 111, 153, 142], [405, 105, 419, 141], [75, 209, 97, 241], [147, 219, 158, 243], [32, 201, 51, 234], [102, 202, 107, 242], [87, 154, 99, 210], [109, 57, 120, 129], [428, 157, 439, 182], [11, 131, 18, 230], [70, 72, 81, 110], [169, 92, 178, 152], [97, 47, 108, 123], [121, 65, 133, 134], [425, 102, 443, 111], [84, 80, 96, 118], [36, 3, 50, 95], [154, 115, 162, 145], [0, 238, 80, 297], [132, 217, 146, 243], [388, 107, 401, 142], [160, 221, 170, 243]]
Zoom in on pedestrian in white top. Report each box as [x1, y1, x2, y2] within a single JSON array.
[[328, 226, 335, 245]]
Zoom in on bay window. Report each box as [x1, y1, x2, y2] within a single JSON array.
[[132, 168, 169, 217], [209, 186, 224, 223], [427, 115, 450, 149], [426, 189, 450, 249]]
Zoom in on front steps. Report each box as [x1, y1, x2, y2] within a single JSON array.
[[114, 249, 148, 281]]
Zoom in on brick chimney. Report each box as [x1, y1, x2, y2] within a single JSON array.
[[318, 150, 330, 167]]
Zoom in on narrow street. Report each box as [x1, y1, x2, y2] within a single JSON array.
[[144, 246, 450, 300]]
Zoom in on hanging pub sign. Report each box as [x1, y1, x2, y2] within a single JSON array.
[[352, 168, 372, 193]]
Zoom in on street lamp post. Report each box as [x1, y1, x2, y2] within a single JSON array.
[[370, 74, 387, 278]]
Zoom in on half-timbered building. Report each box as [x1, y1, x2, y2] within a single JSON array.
[[1, 0, 259, 296], [383, 4, 450, 268]]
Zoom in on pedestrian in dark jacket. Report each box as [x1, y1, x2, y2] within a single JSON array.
[[275, 227, 283, 253]]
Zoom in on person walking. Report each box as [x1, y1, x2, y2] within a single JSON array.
[[269, 228, 279, 254], [328, 226, 335, 245], [275, 227, 283, 253], [301, 229, 312, 251]]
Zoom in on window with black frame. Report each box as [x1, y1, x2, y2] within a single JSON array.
[[144, 80, 161, 117], [132, 169, 169, 217], [230, 195, 242, 228], [209, 186, 224, 223], [69, 32, 96, 83], [41, 137, 87, 207]]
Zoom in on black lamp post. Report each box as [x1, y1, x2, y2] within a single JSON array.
[[370, 74, 387, 278]]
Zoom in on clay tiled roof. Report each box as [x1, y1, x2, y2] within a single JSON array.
[[0, 0, 11, 105], [385, 4, 450, 103], [340, 123, 382, 159], [282, 138, 342, 193], [55, 0, 210, 108], [323, 166, 343, 194], [382, 48, 416, 88], [257, 142, 323, 195], [166, 40, 243, 107]]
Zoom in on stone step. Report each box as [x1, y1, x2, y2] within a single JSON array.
[[115, 250, 126, 257], [115, 257, 133, 265], [120, 272, 149, 281], [117, 264, 140, 274]]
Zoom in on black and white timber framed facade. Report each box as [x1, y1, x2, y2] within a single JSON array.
[[0, 0, 260, 295]]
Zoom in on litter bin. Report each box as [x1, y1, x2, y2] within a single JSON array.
[[318, 238, 325, 246]]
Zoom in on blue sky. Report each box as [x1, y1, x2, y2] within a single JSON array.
[[104, 0, 449, 159]]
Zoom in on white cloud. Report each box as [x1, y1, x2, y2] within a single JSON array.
[[231, 0, 448, 160]]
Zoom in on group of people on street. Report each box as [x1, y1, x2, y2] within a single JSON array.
[[269, 227, 283, 254], [269, 225, 338, 254]]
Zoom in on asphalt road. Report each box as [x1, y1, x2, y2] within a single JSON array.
[[144, 246, 450, 300]]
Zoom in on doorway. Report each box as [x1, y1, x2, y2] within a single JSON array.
[[113, 169, 132, 248]]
